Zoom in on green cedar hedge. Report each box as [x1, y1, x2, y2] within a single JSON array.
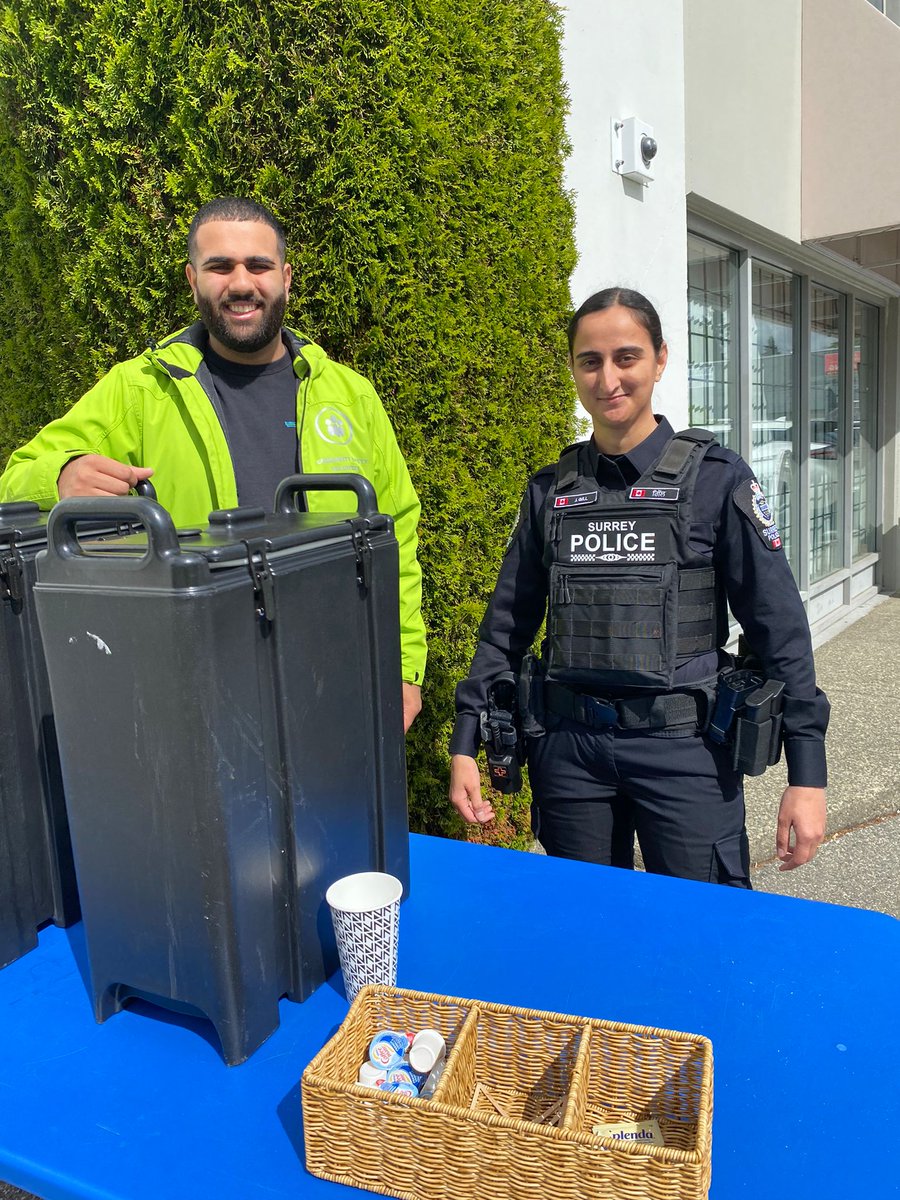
[[0, 0, 576, 842]]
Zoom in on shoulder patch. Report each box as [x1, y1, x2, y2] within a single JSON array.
[[733, 478, 783, 551]]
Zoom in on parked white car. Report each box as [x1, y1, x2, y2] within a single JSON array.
[[750, 421, 838, 553], [696, 418, 838, 554]]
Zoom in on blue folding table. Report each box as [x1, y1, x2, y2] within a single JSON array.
[[0, 833, 896, 1199]]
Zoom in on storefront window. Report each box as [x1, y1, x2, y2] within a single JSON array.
[[687, 228, 883, 599], [866, 0, 900, 27], [853, 302, 878, 559], [751, 263, 797, 572], [687, 236, 739, 451], [809, 287, 843, 582]]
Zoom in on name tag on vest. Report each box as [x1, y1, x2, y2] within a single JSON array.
[[559, 516, 673, 565], [554, 490, 598, 508], [629, 486, 680, 501]]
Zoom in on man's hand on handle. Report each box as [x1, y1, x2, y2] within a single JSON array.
[[58, 455, 154, 499], [58, 461, 430, 738]]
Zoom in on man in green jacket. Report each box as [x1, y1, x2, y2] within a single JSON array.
[[0, 197, 426, 729]]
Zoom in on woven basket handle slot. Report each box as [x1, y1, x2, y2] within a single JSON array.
[[429, 1004, 480, 1108], [560, 1023, 592, 1132]]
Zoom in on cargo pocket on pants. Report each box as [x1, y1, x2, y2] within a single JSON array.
[[710, 832, 751, 889]]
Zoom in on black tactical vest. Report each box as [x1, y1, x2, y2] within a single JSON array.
[[542, 429, 727, 690]]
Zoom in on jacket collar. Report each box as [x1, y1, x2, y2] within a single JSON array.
[[586, 415, 675, 486], [149, 322, 316, 380]]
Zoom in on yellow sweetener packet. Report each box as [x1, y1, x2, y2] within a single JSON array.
[[591, 1119, 665, 1146]]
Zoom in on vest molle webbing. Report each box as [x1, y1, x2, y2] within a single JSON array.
[[542, 429, 726, 690]]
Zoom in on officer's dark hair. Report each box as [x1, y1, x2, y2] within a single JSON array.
[[187, 198, 286, 263], [567, 287, 665, 356]]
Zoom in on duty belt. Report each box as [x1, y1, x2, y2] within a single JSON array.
[[542, 680, 713, 733]]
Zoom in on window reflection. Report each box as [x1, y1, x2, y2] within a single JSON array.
[[809, 287, 843, 583], [686, 237, 882, 592], [866, 0, 900, 27], [853, 303, 878, 559], [751, 263, 797, 574], [687, 236, 739, 451]]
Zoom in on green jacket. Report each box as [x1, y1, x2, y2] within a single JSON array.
[[0, 323, 426, 684]]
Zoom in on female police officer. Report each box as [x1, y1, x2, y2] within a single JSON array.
[[449, 287, 828, 886]]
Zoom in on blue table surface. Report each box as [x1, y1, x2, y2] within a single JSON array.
[[0, 833, 897, 1200]]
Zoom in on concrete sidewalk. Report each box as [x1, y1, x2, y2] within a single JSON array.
[[746, 592, 900, 918]]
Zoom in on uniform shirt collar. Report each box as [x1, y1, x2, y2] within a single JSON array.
[[586, 415, 676, 485]]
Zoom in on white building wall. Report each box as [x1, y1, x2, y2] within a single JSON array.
[[684, 0, 802, 243], [560, 0, 689, 428], [802, 0, 900, 242]]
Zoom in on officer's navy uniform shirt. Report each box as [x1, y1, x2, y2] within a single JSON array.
[[451, 416, 829, 788]]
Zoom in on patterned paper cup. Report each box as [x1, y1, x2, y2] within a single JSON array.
[[325, 872, 403, 1003]]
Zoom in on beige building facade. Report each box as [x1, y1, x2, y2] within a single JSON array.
[[561, 0, 900, 635]]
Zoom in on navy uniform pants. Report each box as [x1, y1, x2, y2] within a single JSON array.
[[526, 716, 751, 888]]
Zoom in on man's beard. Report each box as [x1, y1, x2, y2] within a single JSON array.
[[196, 290, 287, 354]]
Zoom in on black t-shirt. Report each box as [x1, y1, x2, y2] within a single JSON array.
[[205, 342, 298, 510]]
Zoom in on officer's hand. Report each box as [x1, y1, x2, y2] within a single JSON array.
[[449, 754, 495, 825], [402, 683, 422, 733], [58, 455, 154, 499], [776, 785, 826, 870]]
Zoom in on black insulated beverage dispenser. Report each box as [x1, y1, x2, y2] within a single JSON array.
[[34, 476, 409, 1065]]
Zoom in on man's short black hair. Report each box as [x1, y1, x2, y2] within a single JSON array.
[[187, 197, 286, 263]]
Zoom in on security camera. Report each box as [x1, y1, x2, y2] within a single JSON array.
[[611, 117, 657, 184]]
